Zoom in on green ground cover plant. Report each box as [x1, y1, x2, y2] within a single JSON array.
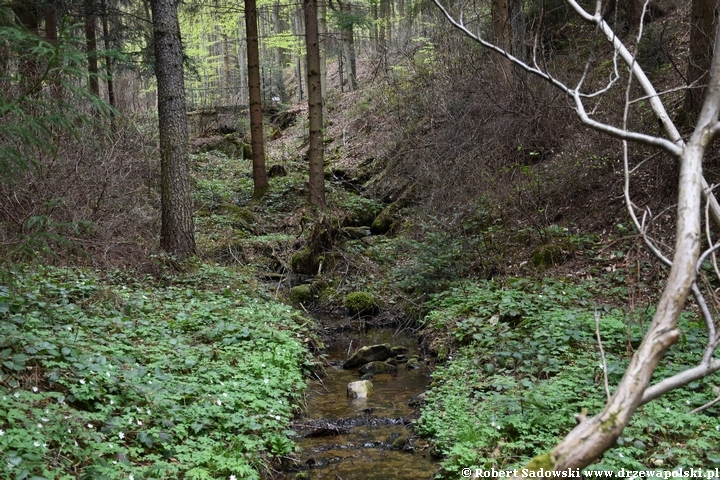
[[0, 265, 311, 479], [417, 279, 720, 476]]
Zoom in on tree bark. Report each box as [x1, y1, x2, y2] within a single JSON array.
[[318, 0, 327, 118], [245, 0, 269, 199], [492, 0, 512, 79], [84, 0, 100, 97], [101, 0, 115, 109], [292, 8, 304, 100], [273, 1, 289, 103], [683, 0, 718, 126], [304, 0, 325, 208], [509, 0, 524, 62], [150, 0, 196, 258], [339, 0, 358, 91]]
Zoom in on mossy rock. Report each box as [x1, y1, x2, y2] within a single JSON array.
[[289, 285, 313, 304], [291, 247, 317, 275], [370, 209, 395, 235], [342, 226, 372, 239], [345, 291, 379, 316], [531, 242, 571, 268]]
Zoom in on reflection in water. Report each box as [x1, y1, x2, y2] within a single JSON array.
[[288, 328, 438, 479]]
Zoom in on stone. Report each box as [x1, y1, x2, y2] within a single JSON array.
[[342, 226, 372, 239], [391, 346, 408, 356], [347, 380, 373, 398], [405, 357, 421, 370], [360, 372, 374, 380], [391, 435, 408, 449], [343, 344, 393, 369], [344, 291, 379, 316], [359, 361, 398, 375], [289, 285, 313, 304]]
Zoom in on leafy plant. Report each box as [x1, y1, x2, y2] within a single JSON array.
[[0, 265, 311, 479], [417, 279, 720, 474]]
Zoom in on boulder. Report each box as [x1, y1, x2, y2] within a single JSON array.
[[391, 346, 408, 356], [359, 361, 398, 375], [344, 291, 379, 316], [342, 226, 372, 239], [347, 380, 373, 398], [405, 356, 422, 370], [343, 344, 393, 369]]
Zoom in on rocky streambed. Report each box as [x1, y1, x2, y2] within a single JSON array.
[[283, 327, 438, 479]]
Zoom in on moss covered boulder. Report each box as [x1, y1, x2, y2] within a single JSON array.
[[370, 208, 395, 235], [343, 344, 393, 369], [359, 361, 398, 375], [345, 291, 379, 316], [289, 285, 313, 304]]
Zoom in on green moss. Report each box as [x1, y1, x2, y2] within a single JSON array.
[[370, 210, 395, 235], [291, 247, 316, 274], [531, 242, 567, 268], [289, 285, 313, 304], [524, 453, 554, 471], [345, 291, 379, 316]]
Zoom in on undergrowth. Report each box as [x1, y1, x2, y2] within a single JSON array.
[[416, 278, 720, 476], [0, 264, 312, 479]]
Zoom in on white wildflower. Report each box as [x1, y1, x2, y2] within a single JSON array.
[[32, 386, 38, 393], [119, 432, 125, 439]]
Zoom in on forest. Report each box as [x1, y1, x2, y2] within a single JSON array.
[[1, 0, 720, 478]]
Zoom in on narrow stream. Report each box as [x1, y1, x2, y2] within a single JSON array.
[[286, 327, 438, 479]]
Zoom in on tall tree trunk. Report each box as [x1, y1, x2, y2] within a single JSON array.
[[150, 0, 196, 258], [682, 0, 718, 126], [245, 0, 269, 199], [292, 8, 304, 100], [378, 0, 388, 70], [339, 1, 357, 91], [304, 0, 325, 208], [12, 0, 39, 84], [317, 0, 327, 118], [223, 33, 231, 103], [85, 0, 99, 96], [509, 0, 524, 62], [492, 0, 512, 81], [43, 0, 57, 45], [273, 1, 289, 103], [237, 18, 248, 101], [101, 0, 115, 109]]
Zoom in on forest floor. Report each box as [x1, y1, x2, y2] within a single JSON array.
[[3, 64, 720, 480]]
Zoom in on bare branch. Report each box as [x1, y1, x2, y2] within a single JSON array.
[[595, 308, 611, 401], [690, 390, 720, 414], [642, 359, 720, 405]]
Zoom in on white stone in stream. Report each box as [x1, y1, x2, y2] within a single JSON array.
[[347, 380, 374, 398]]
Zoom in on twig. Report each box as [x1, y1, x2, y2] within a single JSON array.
[[595, 307, 611, 401], [690, 390, 720, 414]]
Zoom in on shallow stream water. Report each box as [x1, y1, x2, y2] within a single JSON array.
[[285, 328, 438, 479]]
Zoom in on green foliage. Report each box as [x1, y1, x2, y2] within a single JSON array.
[[417, 279, 720, 474], [0, 16, 110, 179], [0, 265, 311, 479]]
